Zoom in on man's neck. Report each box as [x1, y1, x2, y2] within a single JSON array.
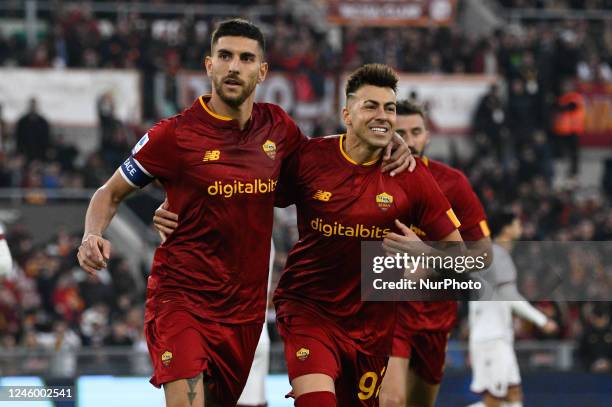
[[344, 131, 382, 165], [207, 92, 254, 130]]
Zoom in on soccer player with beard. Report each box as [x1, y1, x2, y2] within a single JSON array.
[[380, 101, 492, 407], [272, 65, 463, 406], [77, 20, 411, 407]]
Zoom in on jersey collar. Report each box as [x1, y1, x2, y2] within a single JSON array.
[[338, 134, 380, 167], [199, 95, 233, 121], [198, 95, 253, 132]]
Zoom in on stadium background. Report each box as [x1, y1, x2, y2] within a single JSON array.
[[0, 0, 611, 405]]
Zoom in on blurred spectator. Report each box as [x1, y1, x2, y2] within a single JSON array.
[[15, 98, 51, 162], [80, 303, 110, 347], [104, 320, 134, 346], [52, 274, 84, 324], [0, 104, 7, 152], [79, 271, 114, 308], [49, 135, 79, 172], [552, 80, 586, 176], [472, 84, 508, 161], [97, 92, 119, 152], [578, 302, 612, 373], [36, 320, 81, 377]]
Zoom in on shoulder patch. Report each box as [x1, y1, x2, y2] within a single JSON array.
[[131, 133, 149, 155]]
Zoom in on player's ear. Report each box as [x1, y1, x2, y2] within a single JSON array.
[[258, 61, 268, 83], [204, 55, 213, 77], [342, 107, 351, 127]]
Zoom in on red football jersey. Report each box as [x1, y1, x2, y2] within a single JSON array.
[[398, 157, 490, 332], [120, 96, 305, 325], [273, 135, 459, 355]]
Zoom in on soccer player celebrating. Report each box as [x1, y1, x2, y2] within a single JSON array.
[[77, 19, 411, 407], [272, 64, 463, 406], [467, 210, 557, 407], [380, 101, 493, 407]]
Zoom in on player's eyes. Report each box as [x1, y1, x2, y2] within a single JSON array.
[[241, 55, 255, 62], [219, 53, 231, 60]]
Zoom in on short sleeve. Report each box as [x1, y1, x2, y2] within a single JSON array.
[[274, 107, 308, 207], [119, 118, 179, 188], [280, 108, 308, 158], [412, 166, 460, 241], [275, 152, 299, 208], [450, 174, 490, 241]]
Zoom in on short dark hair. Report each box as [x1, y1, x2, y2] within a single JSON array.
[[211, 18, 266, 54], [488, 209, 517, 238], [345, 64, 398, 99], [396, 100, 427, 120]]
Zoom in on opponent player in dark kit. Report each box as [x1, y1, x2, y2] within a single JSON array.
[[77, 20, 411, 407], [380, 101, 492, 407]]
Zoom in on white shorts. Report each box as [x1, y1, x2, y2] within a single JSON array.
[[469, 339, 521, 398], [237, 323, 270, 405]]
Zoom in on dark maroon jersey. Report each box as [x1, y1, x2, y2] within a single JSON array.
[[120, 96, 305, 325], [399, 157, 490, 332], [273, 135, 459, 355]]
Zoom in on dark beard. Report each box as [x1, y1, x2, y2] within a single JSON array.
[[213, 77, 257, 109]]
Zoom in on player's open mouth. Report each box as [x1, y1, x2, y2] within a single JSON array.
[[369, 126, 389, 134]]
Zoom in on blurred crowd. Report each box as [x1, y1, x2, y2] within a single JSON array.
[[0, 1, 610, 374], [0, 223, 148, 377], [500, 0, 612, 9]]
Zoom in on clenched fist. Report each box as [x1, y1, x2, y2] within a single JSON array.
[[77, 233, 112, 275]]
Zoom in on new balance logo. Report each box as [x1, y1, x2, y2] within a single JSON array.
[[313, 190, 332, 201], [203, 150, 220, 162]]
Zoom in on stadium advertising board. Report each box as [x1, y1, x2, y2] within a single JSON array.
[[327, 0, 457, 26], [339, 73, 499, 135], [576, 82, 612, 147], [0, 69, 141, 126]]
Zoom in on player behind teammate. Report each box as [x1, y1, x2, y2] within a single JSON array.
[[77, 19, 411, 407], [380, 101, 493, 407], [467, 209, 557, 407], [273, 64, 463, 406]]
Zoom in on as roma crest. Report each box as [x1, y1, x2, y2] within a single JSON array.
[[262, 140, 276, 160], [376, 192, 394, 211], [296, 347, 310, 361], [161, 351, 173, 367]]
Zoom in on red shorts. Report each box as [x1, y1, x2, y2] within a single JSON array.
[[145, 309, 261, 406], [277, 315, 388, 407], [391, 329, 449, 384]]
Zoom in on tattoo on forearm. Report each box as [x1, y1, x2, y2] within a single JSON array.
[[186, 373, 202, 405]]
